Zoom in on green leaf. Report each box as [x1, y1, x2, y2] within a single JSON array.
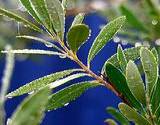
[[119, 103, 150, 125], [62, 0, 68, 13], [151, 78, 160, 113], [155, 104, 160, 122], [47, 82, 99, 110], [45, 0, 65, 40], [30, 0, 52, 31], [140, 47, 158, 95], [105, 63, 142, 110], [151, 48, 159, 63], [104, 119, 118, 125], [19, 0, 41, 23], [88, 16, 126, 66], [0, 8, 41, 32], [119, 5, 148, 32], [6, 69, 80, 98], [71, 13, 85, 27], [9, 87, 50, 125], [126, 61, 146, 105], [117, 45, 127, 73], [67, 24, 90, 53], [106, 107, 130, 125]]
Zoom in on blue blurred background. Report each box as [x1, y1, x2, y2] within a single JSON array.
[[0, 13, 128, 125]]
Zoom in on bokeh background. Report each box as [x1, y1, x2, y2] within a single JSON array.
[[0, 0, 133, 125]]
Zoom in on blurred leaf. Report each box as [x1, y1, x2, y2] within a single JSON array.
[[62, 0, 68, 13], [9, 87, 50, 125], [19, 0, 41, 23], [105, 63, 142, 110], [71, 13, 85, 27], [0, 7, 41, 32], [88, 16, 126, 66], [45, 0, 65, 40], [140, 47, 158, 95], [119, 103, 150, 125], [126, 61, 146, 105], [119, 5, 148, 32], [30, 0, 52, 31], [47, 82, 99, 110], [104, 119, 118, 125], [67, 24, 90, 53], [106, 107, 130, 125], [151, 78, 160, 113], [117, 45, 127, 73], [6, 69, 80, 98]]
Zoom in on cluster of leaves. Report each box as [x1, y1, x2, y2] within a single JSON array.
[[104, 46, 160, 125], [103, 0, 160, 50]]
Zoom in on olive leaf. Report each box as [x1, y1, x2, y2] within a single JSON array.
[[88, 16, 126, 66], [67, 24, 90, 53], [71, 13, 85, 27]]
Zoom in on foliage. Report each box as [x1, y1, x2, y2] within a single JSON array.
[[0, 0, 160, 125]]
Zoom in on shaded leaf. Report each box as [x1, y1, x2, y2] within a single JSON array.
[[119, 5, 148, 32], [140, 47, 158, 95], [47, 82, 99, 110], [117, 45, 127, 73], [62, 0, 68, 13], [30, 0, 52, 31], [88, 16, 126, 65], [19, 0, 41, 23], [0, 7, 41, 32], [104, 119, 118, 125], [71, 13, 85, 27], [126, 61, 146, 105], [119, 103, 150, 125], [45, 0, 65, 40], [107, 107, 130, 125], [151, 48, 159, 62], [67, 24, 90, 53], [6, 69, 80, 98], [105, 63, 142, 110], [9, 87, 50, 125]]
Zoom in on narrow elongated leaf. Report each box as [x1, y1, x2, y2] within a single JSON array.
[[140, 48, 158, 95], [151, 78, 160, 113], [119, 5, 148, 32], [105, 63, 142, 110], [6, 69, 80, 98], [30, 0, 52, 31], [49, 73, 88, 89], [0, 8, 41, 32], [126, 61, 146, 105], [47, 82, 99, 110], [88, 16, 126, 65], [71, 13, 85, 27], [67, 24, 90, 53], [16, 35, 62, 51], [119, 103, 150, 125], [1, 49, 64, 56], [155, 104, 160, 121], [117, 45, 127, 73], [62, 0, 68, 13], [107, 107, 130, 125], [104, 119, 118, 125], [9, 87, 50, 125], [19, 0, 41, 23], [151, 48, 159, 62], [45, 0, 65, 40]]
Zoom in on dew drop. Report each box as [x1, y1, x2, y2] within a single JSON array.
[[28, 91, 34, 95], [135, 42, 142, 47], [45, 43, 53, 48], [64, 103, 69, 106], [59, 54, 67, 59], [48, 110, 51, 112], [155, 39, 160, 46], [113, 36, 120, 43], [7, 96, 13, 99], [7, 118, 12, 125], [152, 19, 158, 25], [121, 40, 128, 45]]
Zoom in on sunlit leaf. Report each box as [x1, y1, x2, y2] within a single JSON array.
[[45, 0, 65, 40], [0, 7, 41, 32], [126, 61, 146, 105], [9, 87, 50, 125], [71, 13, 85, 27], [104, 119, 118, 125], [105, 63, 142, 110], [67, 24, 90, 53], [107, 107, 129, 125], [6, 69, 81, 98], [88, 16, 126, 66], [140, 47, 158, 95], [119, 103, 150, 125], [47, 82, 99, 110]]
